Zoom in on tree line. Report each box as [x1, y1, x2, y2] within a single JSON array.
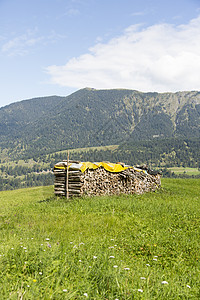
[[0, 138, 199, 191]]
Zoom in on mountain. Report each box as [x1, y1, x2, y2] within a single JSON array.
[[0, 88, 200, 159]]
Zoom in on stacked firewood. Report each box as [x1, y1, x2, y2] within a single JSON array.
[[54, 161, 161, 197], [54, 160, 83, 197]]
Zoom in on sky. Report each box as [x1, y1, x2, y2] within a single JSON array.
[[1, 0, 200, 108]]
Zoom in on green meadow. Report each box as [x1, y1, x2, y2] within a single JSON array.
[[168, 167, 200, 176], [0, 179, 199, 299]]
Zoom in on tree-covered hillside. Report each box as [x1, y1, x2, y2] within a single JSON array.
[[0, 88, 200, 159], [0, 138, 199, 191], [0, 88, 199, 190]]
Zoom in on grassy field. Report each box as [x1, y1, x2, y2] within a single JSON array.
[[0, 144, 119, 164], [52, 145, 119, 156], [0, 179, 199, 299], [168, 167, 200, 176]]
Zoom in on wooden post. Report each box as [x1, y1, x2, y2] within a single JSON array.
[[66, 150, 69, 199], [64, 168, 67, 197]]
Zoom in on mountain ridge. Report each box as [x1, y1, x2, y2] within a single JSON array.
[[0, 88, 199, 159]]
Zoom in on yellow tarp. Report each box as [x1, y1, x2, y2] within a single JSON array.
[[54, 161, 147, 174], [80, 162, 129, 173], [54, 161, 129, 173]]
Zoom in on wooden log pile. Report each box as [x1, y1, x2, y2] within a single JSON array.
[[54, 161, 161, 197]]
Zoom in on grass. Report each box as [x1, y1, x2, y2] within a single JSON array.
[[168, 167, 200, 176], [0, 179, 199, 299], [0, 144, 119, 164], [52, 144, 119, 156]]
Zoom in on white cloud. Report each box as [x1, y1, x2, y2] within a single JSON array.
[[131, 11, 146, 17], [1, 29, 42, 56], [66, 8, 80, 16], [46, 16, 200, 92], [1, 29, 65, 57]]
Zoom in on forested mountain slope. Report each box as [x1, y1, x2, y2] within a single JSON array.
[[0, 88, 199, 159]]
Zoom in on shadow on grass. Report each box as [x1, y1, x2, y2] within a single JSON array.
[[38, 195, 82, 203]]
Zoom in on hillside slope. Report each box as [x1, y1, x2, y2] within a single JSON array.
[[0, 88, 200, 158]]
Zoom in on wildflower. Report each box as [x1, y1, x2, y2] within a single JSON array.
[[27, 285, 30, 287], [39, 272, 42, 275], [70, 242, 73, 244], [23, 247, 27, 249], [113, 265, 118, 268], [79, 260, 82, 262], [63, 289, 67, 292], [93, 256, 97, 259], [111, 238, 114, 241], [109, 246, 114, 249], [154, 256, 158, 258], [140, 277, 146, 280], [41, 244, 43, 246], [11, 248, 14, 250], [109, 256, 115, 258], [46, 238, 50, 241], [161, 281, 169, 285], [187, 285, 191, 288], [153, 258, 157, 261], [79, 242, 84, 245], [47, 244, 51, 248], [124, 267, 130, 270], [83, 293, 88, 297], [138, 289, 143, 292], [33, 279, 37, 282], [146, 264, 150, 266]]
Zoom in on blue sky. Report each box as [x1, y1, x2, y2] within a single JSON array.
[[0, 0, 200, 107]]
